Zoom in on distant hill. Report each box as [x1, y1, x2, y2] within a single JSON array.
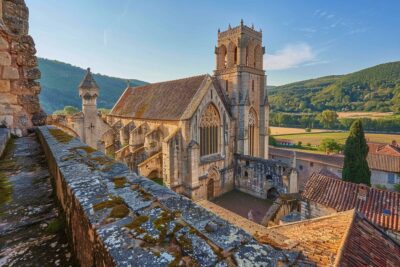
[[38, 58, 147, 113], [268, 61, 400, 113]]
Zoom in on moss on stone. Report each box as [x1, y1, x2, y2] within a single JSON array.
[[109, 204, 129, 218], [49, 128, 74, 143], [47, 217, 66, 234], [70, 146, 96, 154], [0, 159, 18, 171], [0, 172, 12, 207], [139, 188, 153, 200], [113, 176, 127, 188], [93, 196, 124, 211], [143, 234, 157, 244], [90, 156, 112, 165], [125, 215, 149, 232]]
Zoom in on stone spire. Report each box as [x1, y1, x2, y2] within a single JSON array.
[[79, 68, 98, 89]]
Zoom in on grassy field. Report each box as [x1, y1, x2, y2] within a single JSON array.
[[273, 131, 400, 146], [337, 111, 395, 119], [270, 127, 331, 135]]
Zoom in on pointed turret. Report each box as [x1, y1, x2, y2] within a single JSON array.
[[79, 68, 98, 89], [79, 67, 99, 116]]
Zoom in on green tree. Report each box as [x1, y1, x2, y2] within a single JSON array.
[[342, 120, 371, 185], [319, 138, 343, 153], [53, 106, 80, 115], [318, 110, 338, 129]]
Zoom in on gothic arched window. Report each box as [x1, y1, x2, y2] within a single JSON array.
[[200, 104, 220, 156], [248, 108, 257, 156]]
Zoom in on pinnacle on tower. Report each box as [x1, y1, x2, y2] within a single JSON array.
[[79, 67, 99, 89], [240, 19, 244, 26]]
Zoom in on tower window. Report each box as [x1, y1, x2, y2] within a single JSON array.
[[246, 46, 249, 66], [234, 47, 238, 65], [225, 80, 229, 93], [252, 80, 254, 91]]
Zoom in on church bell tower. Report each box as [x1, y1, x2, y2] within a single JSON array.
[[79, 67, 99, 148], [214, 20, 269, 158]]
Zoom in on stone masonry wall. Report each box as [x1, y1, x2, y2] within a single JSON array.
[[235, 154, 290, 199], [37, 126, 302, 266], [0, 0, 45, 136]]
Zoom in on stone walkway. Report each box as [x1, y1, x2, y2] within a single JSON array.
[[0, 135, 77, 266]]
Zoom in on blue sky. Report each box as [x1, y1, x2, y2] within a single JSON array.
[[26, 0, 400, 85]]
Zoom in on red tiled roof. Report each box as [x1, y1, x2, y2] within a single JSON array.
[[302, 173, 400, 231], [110, 75, 208, 120], [368, 142, 400, 157], [337, 212, 400, 266], [367, 153, 400, 172]]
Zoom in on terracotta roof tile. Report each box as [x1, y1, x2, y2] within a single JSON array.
[[337, 213, 400, 266], [259, 210, 355, 266], [259, 210, 400, 266], [367, 153, 400, 172], [302, 173, 400, 231], [110, 75, 208, 120], [368, 142, 400, 157]]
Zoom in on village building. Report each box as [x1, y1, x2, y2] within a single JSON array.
[[269, 145, 400, 190], [301, 172, 400, 242]]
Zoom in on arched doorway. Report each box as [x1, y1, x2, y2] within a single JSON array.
[[207, 179, 214, 200]]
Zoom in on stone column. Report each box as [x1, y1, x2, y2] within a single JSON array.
[[188, 140, 201, 200]]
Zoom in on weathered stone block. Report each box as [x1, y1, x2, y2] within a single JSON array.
[[0, 93, 18, 104], [17, 95, 41, 113], [0, 36, 9, 50], [2, 66, 19, 79], [0, 80, 11, 92], [0, 51, 12, 65], [17, 53, 37, 67], [3, 1, 29, 36], [24, 67, 40, 80], [31, 110, 47, 126]]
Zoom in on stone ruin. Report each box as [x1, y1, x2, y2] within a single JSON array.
[[0, 0, 46, 136]]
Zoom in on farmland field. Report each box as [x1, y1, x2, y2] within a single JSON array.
[[270, 127, 331, 135], [273, 131, 400, 146], [337, 111, 395, 119]]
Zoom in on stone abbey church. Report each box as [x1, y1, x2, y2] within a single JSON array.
[[52, 22, 296, 201]]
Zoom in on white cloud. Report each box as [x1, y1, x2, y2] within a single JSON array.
[[265, 43, 315, 70]]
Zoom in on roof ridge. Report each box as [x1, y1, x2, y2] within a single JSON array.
[[128, 74, 209, 89]]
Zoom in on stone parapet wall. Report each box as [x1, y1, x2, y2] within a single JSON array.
[[0, 0, 45, 136], [37, 126, 301, 266]]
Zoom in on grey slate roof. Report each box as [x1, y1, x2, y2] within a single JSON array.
[[79, 68, 99, 89], [110, 75, 208, 120]]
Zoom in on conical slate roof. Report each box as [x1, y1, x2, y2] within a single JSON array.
[[79, 68, 98, 89]]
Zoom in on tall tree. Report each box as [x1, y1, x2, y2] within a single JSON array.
[[342, 120, 371, 185], [318, 110, 338, 129]]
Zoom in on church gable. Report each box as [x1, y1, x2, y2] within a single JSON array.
[[110, 75, 208, 121]]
